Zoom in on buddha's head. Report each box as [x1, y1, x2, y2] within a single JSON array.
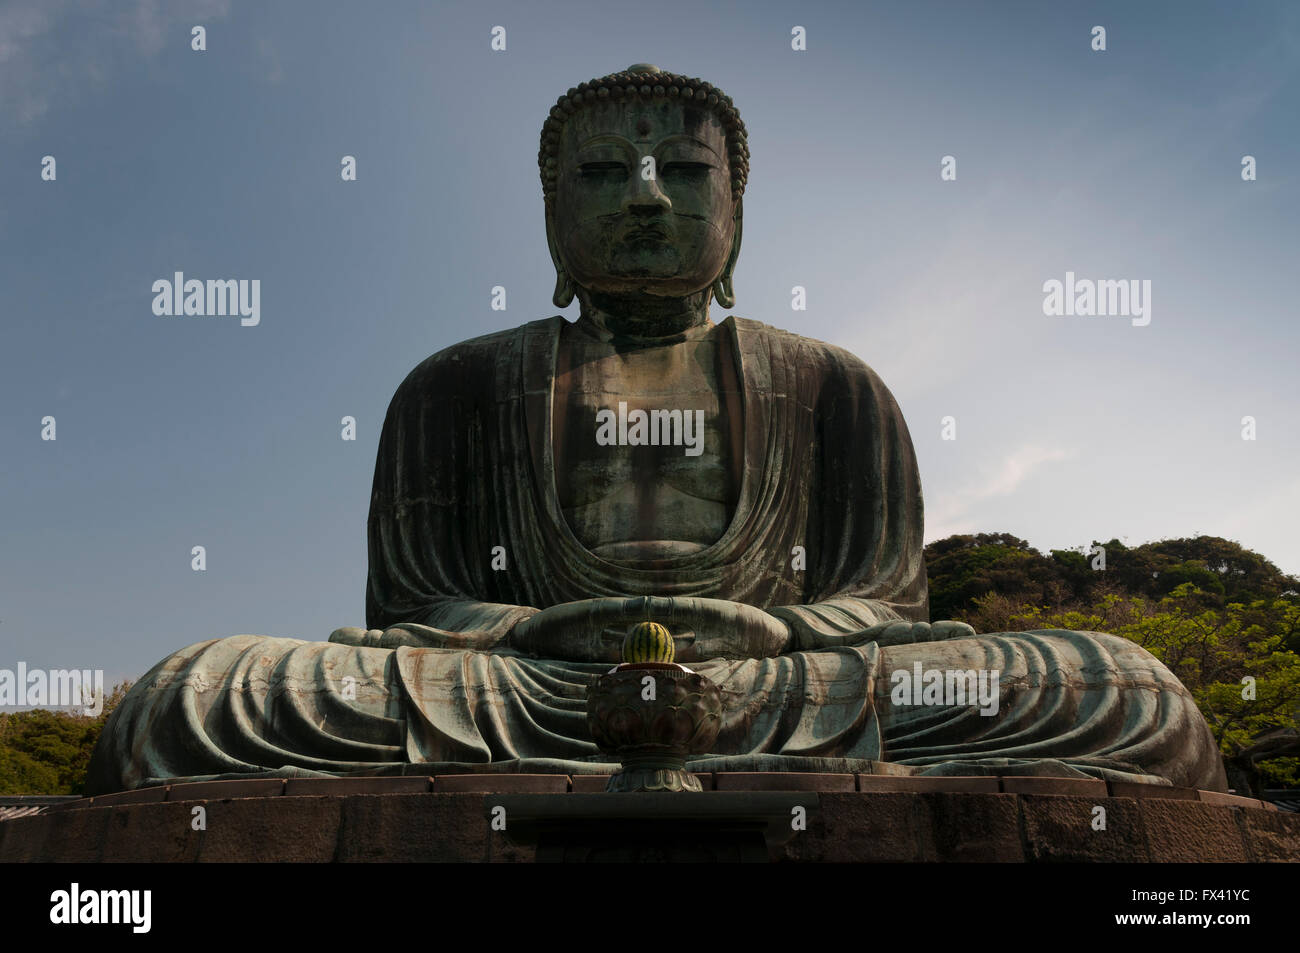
[[539, 65, 749, 313]]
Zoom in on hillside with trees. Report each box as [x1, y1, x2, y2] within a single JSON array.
[[0, 683, 130, 795], [925, 534, 1300, 795]]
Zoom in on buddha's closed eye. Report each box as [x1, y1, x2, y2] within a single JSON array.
[[660, 161, 711, 177], [579, 161, 627, 178]]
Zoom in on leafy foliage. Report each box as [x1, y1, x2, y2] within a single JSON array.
[[0, 682, 131, 795], [927, 534, 1300, 794]]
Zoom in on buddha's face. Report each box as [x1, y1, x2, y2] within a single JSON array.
[[551, 100, 738, 298]]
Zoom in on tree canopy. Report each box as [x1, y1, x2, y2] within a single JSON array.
[[926, 534, 1300, 794], [0, 682, 130, 796]]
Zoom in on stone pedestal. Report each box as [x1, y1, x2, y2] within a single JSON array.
[[2, 774, 1295, 862], [491, 792, 811, 862]]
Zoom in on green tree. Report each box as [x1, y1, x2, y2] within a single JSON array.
[[925, 533, 1075, 622], [926, 533, 1300, 626], [962, 585, 1300, 795], [0, 681, 131, 795]]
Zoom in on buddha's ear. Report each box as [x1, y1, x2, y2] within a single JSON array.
[[544, 207, 576, 309], [712, 199, 743, 310]]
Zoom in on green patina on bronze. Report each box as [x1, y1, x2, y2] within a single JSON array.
[[587, 665, 722, 793], [86, 65, 1229, 795]]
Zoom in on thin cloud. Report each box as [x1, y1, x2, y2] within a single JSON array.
[[926, 444, 1077, 540], [0, 0, 231, 125]]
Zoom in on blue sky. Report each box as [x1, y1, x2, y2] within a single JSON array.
[[2, 0, 1297, 688]]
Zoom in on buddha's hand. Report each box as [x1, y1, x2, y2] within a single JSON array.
[[658, 597, 792, 660], [328, 625, 488, 649], [508, 596, 791, 662], [328, 627, 385, 646], [508, 598, 634, 661], [857, 619, 977, 647]]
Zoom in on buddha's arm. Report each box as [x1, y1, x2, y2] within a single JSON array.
[[768, 597, 910, 649], [330, 597, 538, 650], [408, 598, 538, 638], [769, 602, 974, 649], [358, 341, 556, 647], [365, 498, 544, 647], [758, 343, 936, 649]]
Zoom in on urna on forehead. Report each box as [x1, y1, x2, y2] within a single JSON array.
[[537, 63, 751, 208]]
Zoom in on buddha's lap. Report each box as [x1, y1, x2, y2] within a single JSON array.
[[92, 625, 1224, 792], [135, 626, 1188, 713]]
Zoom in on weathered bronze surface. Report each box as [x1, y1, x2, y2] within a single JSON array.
[[587, 662, 722, 792], [86, 66, 1228, 794]]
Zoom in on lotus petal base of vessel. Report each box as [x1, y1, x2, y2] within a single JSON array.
[[586, 662, 723, 794]]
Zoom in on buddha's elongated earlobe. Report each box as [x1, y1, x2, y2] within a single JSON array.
[[545, 209, 576, 308], [553, 273, 575, 309], [712, 275, 735, 310], [711, 200, 743, 310]]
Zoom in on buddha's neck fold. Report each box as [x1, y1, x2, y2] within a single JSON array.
[[575, 288, 714, 343]]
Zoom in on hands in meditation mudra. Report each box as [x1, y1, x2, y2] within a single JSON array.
[[88, 66, 1227, 794]]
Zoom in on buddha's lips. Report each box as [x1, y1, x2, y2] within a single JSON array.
[[621, 224, 671, 242]]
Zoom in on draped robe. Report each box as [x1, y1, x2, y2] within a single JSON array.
[[86, 316, 1228, 793]]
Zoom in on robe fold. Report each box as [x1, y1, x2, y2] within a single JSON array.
[[364, 314, 927, 641], [85, 316, 1228, 793]]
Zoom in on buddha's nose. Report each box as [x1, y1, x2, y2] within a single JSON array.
[[622, 164, 672, 214]]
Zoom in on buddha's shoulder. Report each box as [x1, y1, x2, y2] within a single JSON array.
[[391, 317, 561, 394], [727, 316, 887, 387]]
